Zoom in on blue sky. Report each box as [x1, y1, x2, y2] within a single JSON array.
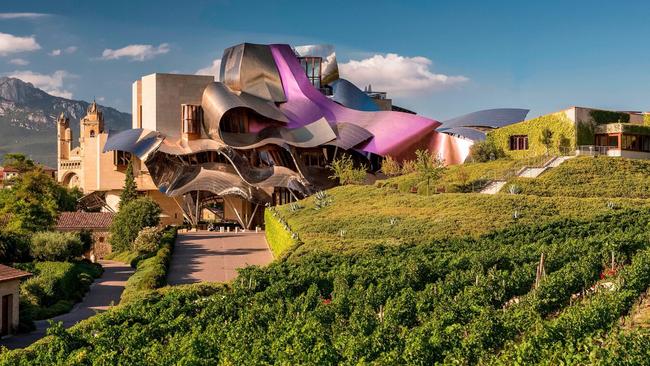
[[1, 0, 649, 120]]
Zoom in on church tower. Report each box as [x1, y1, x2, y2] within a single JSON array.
[[57, 112, 71, 160], [80, 100, 104, 148]]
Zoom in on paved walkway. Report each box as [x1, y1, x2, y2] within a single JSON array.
[[167, 231, 273, 285], [1, 260, 133, 350]]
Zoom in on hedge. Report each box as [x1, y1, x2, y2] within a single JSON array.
[[119, 227, 176, 303], [16, 261, 102, 327], [264, 208, 300, 259]]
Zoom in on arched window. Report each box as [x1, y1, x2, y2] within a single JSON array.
[[89, 130, 96, 138]]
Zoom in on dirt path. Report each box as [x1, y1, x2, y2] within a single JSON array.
[[1, 260, 133, 350], [167, 231, 273, 284]]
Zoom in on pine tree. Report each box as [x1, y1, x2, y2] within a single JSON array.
[[119, 159, 137, 208]]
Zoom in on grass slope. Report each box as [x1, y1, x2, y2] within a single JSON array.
[[506, 157, 650, 198]]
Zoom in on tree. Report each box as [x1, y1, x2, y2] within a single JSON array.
[[469, 140, 506, 162], [119, 160, 138, 207], [1, 171, 58, 233], [132, 226, 161, 254], [3, 153, 35, 173], [415, 149, 445, 195], [329, 155, 367, 185], [540, 128, 554, 155], [30, 231, 84, 261], [110, 197, 161, 252]]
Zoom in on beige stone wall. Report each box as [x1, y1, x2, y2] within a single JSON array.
[[140, 73, 214, 140], [145, 190, 184, 226], [0, 280, 21, 334], [132, 80, 142, 129]]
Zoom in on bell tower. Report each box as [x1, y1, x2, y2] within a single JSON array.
[[57, 112, 71, 160], [80, 100, 104, 146]]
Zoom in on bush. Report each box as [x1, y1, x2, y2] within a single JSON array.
[[380, 155, 401, 177], [0, 230, 30, 263], [329, 154, 367, 185], [30, 232, 84, 261], [133, 227, 161, 254], [109, 197, 161, 252], [469, 139, 506, 162], [18, 261, 102, 321], [121, 227, 176, 303]]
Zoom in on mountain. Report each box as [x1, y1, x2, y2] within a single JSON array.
[[0, 77, 131, 167]]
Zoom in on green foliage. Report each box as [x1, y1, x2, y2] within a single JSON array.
[[507, 157, 650, 198], [264, 208, 300, 258], [329, 154, 367, 185], [5, 209, 650, 364], [0, 230, 30, 263], [401, 159, 417, 174], [644, 113, 650, 126], [30, 231, 84, 261], [3, 153, 35, 173], [415, 149, 445, 182], [589, 109, 629, 124], [469, 139, 506, 162], [120, 227, 175, 303], [109, 197, 161, 252], [380, 155, 401, 177], [490, 111, 576, 158], [119, 160, 137, 208], [17, 261, 102, 321], [132, 227, 161, 254], [540, 127, 554, 153]]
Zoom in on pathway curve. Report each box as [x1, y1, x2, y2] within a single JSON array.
[[1, 260, 133, 350], [167, 231, 273, 285]]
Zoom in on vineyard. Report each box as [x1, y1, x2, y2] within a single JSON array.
[[3, 157, 650, 364], [4, 207, 650, 364]]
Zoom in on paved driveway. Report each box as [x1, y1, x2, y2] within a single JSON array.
[[167, 231, 273, 285], [1, 260, 133, 350]]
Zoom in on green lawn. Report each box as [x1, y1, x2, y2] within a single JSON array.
[[505, 157, 650, 198]]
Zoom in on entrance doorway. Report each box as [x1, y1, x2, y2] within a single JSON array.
[[1, 294, 12, 336]]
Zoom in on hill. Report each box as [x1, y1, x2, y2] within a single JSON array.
[[5, 156, 650, 364], [0, 77, 131, 166]]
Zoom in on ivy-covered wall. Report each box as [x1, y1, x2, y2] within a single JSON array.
[[488, 112, 576, 158]]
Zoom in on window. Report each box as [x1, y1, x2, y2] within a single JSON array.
[[509, 135, 528, 150], [298, 57, 322, 88], [272, 187, 294, 206], [182, 105, 203, 135], [114, 151, 131, 166], [89, 130, 95, 138], [223, 109, 249, 133], [301, 150, 326, 167]]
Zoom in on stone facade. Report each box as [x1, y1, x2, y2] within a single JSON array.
[[0, 265, 30, 337]]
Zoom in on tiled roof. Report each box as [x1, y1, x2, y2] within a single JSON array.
[[0, 264, 31, 283], [56, 212, 115, 230]]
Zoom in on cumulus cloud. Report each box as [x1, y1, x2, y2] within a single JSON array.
[[8, 58, 29, 66], [339, 53, 469, 96], [195, 58, 221, 80], [49, 49, 61, 56], [64, 46, 77, 54], [5, 70, 74, 98], [0, 32, 41, 56], [100, 43, 170, 61], [0, 13, 49, 20]]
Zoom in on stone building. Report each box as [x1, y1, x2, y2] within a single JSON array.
[[0, 264, 30, 337], [56, 101, 183, 226], [55, 212, 115, 261]]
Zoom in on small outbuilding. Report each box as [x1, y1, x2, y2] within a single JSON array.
[[0, 264, 30, 337], [56, 212, 115, 261]]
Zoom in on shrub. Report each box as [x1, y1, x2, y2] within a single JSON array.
[[469, 139, 506, 162], [0, 230, 30, 263], [380, 155, 401, 177], [401, 159, 417, 174], [110, 197, 161, 252], [133, 227, 161, 254], [329, 154, 367, 185], [30, 232, 84, 261]]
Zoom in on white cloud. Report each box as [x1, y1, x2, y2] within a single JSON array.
[[50, 46, 77, 56], [5, 70, 74, 99], [0, 13, 49, 20], [0, 32, 40, 56], [195, 58, 221, 80], [97, 96, 105, 102], [339, 53, 469, 96], [100, 43, 170, 61], [8, 58, 29, 66]]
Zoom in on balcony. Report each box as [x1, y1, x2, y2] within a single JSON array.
[[59, 160, 82, 170]]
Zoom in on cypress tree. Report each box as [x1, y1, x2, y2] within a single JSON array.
[[119, 159, 137, 207]]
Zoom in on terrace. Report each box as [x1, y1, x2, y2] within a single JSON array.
[[578, 123, 650, 159]]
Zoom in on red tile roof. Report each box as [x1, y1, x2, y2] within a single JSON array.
[[56, 212, 115, 230], [0, 264, 31, 283]]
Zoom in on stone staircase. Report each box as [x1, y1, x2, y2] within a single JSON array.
[[479, 155, 576, 194]]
